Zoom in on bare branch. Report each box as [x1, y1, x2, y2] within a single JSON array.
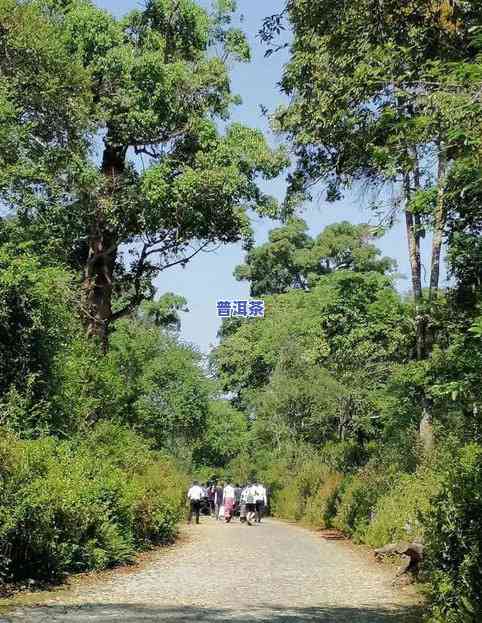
[[110, 242, 211, 323], [86, 243, 117, 266], [158, 241, 212, 271], [134, 145, 161, 159]]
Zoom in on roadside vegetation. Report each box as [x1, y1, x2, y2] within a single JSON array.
[[0, 2, 481, 622], [0, 0, 282, 589]]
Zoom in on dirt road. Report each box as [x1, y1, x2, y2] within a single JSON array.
[[0, 518, 422, 622]]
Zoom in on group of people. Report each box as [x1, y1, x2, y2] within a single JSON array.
[[187, 480, 268, 526]]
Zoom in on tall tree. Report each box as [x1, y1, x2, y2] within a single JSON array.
[[10, 0, 287, 350], [212, 268, 412, 444], [0, 0, 90, 204], [235, 218, 394, 296], [270, 0, 482, 361]]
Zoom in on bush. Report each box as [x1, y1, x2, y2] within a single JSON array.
[[303, 471, 343, 528], [362, 464, 441, 548], [319, 440, 372, 473], [0, 423, 187, 582], [263, 451, 343, 527], [423, 444, 482, 623], [270, 457, 327, 521], [332, 466, 394, 541]]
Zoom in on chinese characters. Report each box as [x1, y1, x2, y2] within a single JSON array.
[[216, 300, 265, 318]]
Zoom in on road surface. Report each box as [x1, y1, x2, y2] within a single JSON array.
[[0, 519, 422, 622]]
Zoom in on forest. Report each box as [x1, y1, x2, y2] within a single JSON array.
[[0, 1, 481, 622]]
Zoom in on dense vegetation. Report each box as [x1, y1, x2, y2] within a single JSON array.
[[0, 1, 481, 622], [0, 424, 187, 582], [0, 0, 279, 587], [219, 2, 480, 621]]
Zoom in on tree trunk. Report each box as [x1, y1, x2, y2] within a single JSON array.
[[404, 169, 434, 451], [403, 172, 424, 359], [83, 229, 117, 352], [81, 138, 125, 352], [429, 145, 448, 298], [419, 402, 435, 453]]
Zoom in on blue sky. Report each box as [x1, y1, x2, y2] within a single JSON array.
[[95, 0, 443, 353]]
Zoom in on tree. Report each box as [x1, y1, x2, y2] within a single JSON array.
[[213, 264, 413, 431], [424, 444, 482, 621], [104, 318, 212, 453], [192, 400, 249, 468], [14, 0, 287, 351], [272, 0, 482, 362], [0, 0, 90, 204], [234, 217, 313, 295], [235, 218, 395, 296], [0, 246, 83, 436], [139, 293, 188, 331], [444, 160, 482, 309], [254, 353, 355, 447]]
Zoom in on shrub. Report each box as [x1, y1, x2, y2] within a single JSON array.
[[332, 466, 393, 541], [264, 452, 343, 527], [423, 444, 482, 623], [270, 457, 329, 521], [303, 471, 343, 528], [363, 464, 441, 548], [0, 423, 187, 582], [319, 440, 372, 473]]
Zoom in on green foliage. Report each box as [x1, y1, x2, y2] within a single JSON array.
[[139, 294, 188, 330], [257, 446, 389, 535], [0, 248, 83, 435], [106, 319, 211, 452], [0, 224, 210, 588], [0, 0, 90, 192], [192, 400, 248, 468], [332, 467, 394, 541], [303, 471, 343, 529], [363, 464, 442, 548], [444, 159, 482, 302], [0, 4, 481, 617], [212, 207, 481, 620], [235, 218, 395, 296], [424, 444, 482, 622], [139, 121, 288, 248], [214, 260, 413, 441], [0, 246, 213, 452], [278, 0, 482, 205], [265, 453, 339, 523], [234, 217, 314, 295], [0, 422, 187, 582], [8, 0, 288, 340]]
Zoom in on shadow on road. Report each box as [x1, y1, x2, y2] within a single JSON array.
[[1, 603, 424, 622]]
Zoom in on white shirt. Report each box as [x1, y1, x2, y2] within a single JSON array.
[[240, 487, 249, 503], [223, 485, 235, 499], [241, 485, 257, 503], [187, 485, 204, 501], [255, 484, 267, 504]]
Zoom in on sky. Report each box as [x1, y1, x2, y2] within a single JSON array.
[[94, 0, 444, 354]]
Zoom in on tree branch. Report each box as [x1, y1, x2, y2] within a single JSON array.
[[110, 241, 212, 323], [158, 241, 212, 271]]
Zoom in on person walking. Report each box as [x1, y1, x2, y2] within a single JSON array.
[[239, 484, 248, 524], [243, 482, 257, 526], [200, 483, 209, 516], [187, 481, 204, 525], [223, 481, 236, 523], [234, 483, 242, 520], [214, 481, 224, 521], [254, 481, 267, 523], [207, 482, 216, 517]]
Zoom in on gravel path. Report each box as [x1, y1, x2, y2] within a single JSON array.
[[0, 519, 422, 622]]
